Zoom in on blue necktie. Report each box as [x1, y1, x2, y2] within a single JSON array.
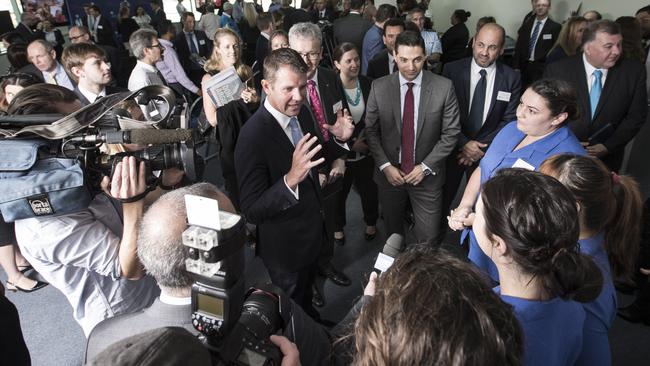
[[590, 70, 602, 119], [187, 33, 198, 54], [528, 21, 542, 59], [288, 117, 302, 146]]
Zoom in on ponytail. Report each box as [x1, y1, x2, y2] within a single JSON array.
[[545, 248, 603, 303], [605, 174, 642, 278]]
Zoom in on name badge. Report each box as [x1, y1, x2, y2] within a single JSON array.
[[333, 100, 343, 114], [199, 39, 205, 45], [512, 158, 535, 170], [97, 25, 103, 29], [497, 91, 511, 102], [542, 33, 552, 40]]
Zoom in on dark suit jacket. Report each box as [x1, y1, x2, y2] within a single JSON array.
[[15, 22, 43, 43], [365, 70, 461, 181], [174, 30, 212, 72], [73, 85, 128, 106], [441, 23, 470, 64], [314, 67, 349, 126], [366, 49, 390, 80], [544, 54, 648, 169], [94, 15, 115, 47], [235, 105, 347, 271], [512, 17, 561, 70], [312, 8, 335, 23], [85, 299, 197, 362], [442, 57, 522, 147], [333, 13, 373, 52], [150, 8, 167, 30], [283, 8, 314, 32], [253, 36, 269, 91]]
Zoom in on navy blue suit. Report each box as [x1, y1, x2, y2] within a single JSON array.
[[441, 57, 521, 216], [234, 104, 347, 312]]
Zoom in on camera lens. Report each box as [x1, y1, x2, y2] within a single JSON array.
[[238, 291, 281, 339]]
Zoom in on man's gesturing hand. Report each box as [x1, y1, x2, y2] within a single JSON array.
[[286, 134, 325, 189], [329, 108, 355, 141]]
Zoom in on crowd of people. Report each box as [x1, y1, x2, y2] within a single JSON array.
[[1, 0, 650, 365]]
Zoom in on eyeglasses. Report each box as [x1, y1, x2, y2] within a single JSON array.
[[69, 34, 87, 41], [298, 51, 321, 60], [149, 43, 164, 51]]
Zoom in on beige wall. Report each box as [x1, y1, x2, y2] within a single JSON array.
[[375, 0, 641, 37]]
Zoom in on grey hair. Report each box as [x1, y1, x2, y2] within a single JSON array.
[[129, 28, 157, 60], [288, 22, 322, 48], [137, 183, 223, 289], [29, 39, 54, 53]]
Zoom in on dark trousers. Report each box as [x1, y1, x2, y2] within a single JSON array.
[[0, 295, 31, 366], [334, 156, 379, 231], [318, 192, 338, 268], [266, 264, 319, 319]]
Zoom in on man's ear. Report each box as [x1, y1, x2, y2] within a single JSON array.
[[261, 78, 271, 95], [71, 65, 83, 80]]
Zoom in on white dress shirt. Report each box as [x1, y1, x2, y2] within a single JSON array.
[[78, 84, 107, 104], [469, 58, 497, 125], [197, 13, 220, 41], [583, 53, 608, 92], [528, 17, 548, 61], [128, 60, 165, 91]]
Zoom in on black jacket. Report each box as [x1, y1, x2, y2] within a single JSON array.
[[441, 23, 469, 64], [512, 17, 561, 70], [366, 49, 390, 80]]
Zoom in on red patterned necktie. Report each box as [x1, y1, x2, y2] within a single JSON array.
[[401, 82, 415, 174], [307, 80, 329, 141]]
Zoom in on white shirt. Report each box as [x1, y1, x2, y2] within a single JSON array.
[[264, 98, 302, 199], [469, 58, 497, 125], [583, 53, 609, 92], [261, 31, 270, 40], [78, 84, 107, 104], [528, 17, 548, 61], [128, 60, 165, 91], [15, 194, 159, 336], [183, 31, 200, 54], [422, 30, 442, 56], [160, 292, 192, 305], [198, 13, 221, 41], [379, 71, 431, 173]]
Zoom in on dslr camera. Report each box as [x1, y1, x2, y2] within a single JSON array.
[[181, 198, 292, 365]]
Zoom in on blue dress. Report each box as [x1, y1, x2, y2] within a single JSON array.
[[465, 121, 586, 280], [576, 233, 616, 366], [498, 289, 586, 366]]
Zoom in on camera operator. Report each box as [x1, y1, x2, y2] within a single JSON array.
[[85, 183, 330, 365], [332, 245, 523, 365], [61, 43, 125, 106], [6, 84, 184, 336]]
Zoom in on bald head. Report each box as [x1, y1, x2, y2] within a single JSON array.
[[472, 23, 505, 67]]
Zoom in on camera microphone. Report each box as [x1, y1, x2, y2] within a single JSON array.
[[373, 233, 404, 274], [77, 129, 193, 145]]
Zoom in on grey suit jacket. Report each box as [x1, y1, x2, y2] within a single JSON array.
[[365, 70, 460, 181], [84, 298, 197, 362]]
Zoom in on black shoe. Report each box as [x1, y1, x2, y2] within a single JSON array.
[[312, 284, 325, 307], [618, 302, 650, 325], [319, 264, 351, 287], [6, 278, 48, 293]]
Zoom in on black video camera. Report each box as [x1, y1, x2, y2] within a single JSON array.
[[182, 205, 292, 366]]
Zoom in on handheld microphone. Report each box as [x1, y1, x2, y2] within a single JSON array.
[[76, 129, 193, 145], [373, 233, 404, 274]]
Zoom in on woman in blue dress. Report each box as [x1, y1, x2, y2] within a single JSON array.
[[473, 169, 603, 366], [448, 78, 586, 280], [540, 154, 643, 366]]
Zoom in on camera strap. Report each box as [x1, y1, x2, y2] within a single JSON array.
[[0, 85, 177, 139]]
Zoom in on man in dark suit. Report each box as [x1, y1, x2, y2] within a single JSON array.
[[15, 11, 43, 44], [174, 12, 212, 87], [283, 0, 315, 32], [366, 17, 404, 79], [312, 0, 335, 23], [289, 22, 352, 307], [235, 49, 354, 316], [544, 20, 647, 171], [89, 5, 115, 47], [512, 0, 560, 87], [62, 43, 126, 106], [333, 0, 373, 52], [441, 23, 521, 226], [254, 12, 274, 91], [68, 26, 122, 87], [365, 31, 460, 244], [150, 0, 167, 30]]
